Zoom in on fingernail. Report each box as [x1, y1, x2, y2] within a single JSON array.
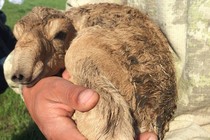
[[78, 89, 95, 104]]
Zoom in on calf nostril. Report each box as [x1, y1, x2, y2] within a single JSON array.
[[11, 74, 24, 82]]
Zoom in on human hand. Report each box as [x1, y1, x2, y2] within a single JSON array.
[[22, 76, 99, 140]]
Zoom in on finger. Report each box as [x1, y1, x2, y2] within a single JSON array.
[[51, 77, 99, 112], [138, 132, 158, 140], [62, 69, 71, 80]]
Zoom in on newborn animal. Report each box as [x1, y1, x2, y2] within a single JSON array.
[[9, 3, 177, 140]]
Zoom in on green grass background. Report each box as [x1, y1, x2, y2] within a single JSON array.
[[1, 0, 66, 139]]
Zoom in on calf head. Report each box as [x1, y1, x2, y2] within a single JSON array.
[[11, 7, 76, 86]]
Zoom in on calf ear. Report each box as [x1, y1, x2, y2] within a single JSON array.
[[13, 6, 61, 40], [12, 7, 42, 40]]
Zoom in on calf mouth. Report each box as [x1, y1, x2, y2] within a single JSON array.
[[20, 61, 46, 87], [21, 69, 46, 87], [21, 68, 65, 87]]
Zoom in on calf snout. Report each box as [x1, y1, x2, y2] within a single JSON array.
[[11, 72, 31, 84]]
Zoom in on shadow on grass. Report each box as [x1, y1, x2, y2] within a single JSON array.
[[12, 122, 46, 140]]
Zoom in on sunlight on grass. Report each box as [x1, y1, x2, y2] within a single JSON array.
[[0, 0, 66, 139]]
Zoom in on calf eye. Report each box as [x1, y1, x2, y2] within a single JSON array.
[[54, 31, 67, 40]]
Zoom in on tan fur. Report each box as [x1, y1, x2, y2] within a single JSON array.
[[10, 3, 177, 139]]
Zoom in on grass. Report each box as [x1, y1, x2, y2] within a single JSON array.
[[0, 0, 66, 139], [0, 89, 45, 140], [2, 0, 67, 28]]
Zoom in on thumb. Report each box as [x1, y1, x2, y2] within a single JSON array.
[[61, 70, 99, 111], [46, 77, 100, 112], [23, 77, 100, 112], [64, 87, 100, 112]]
